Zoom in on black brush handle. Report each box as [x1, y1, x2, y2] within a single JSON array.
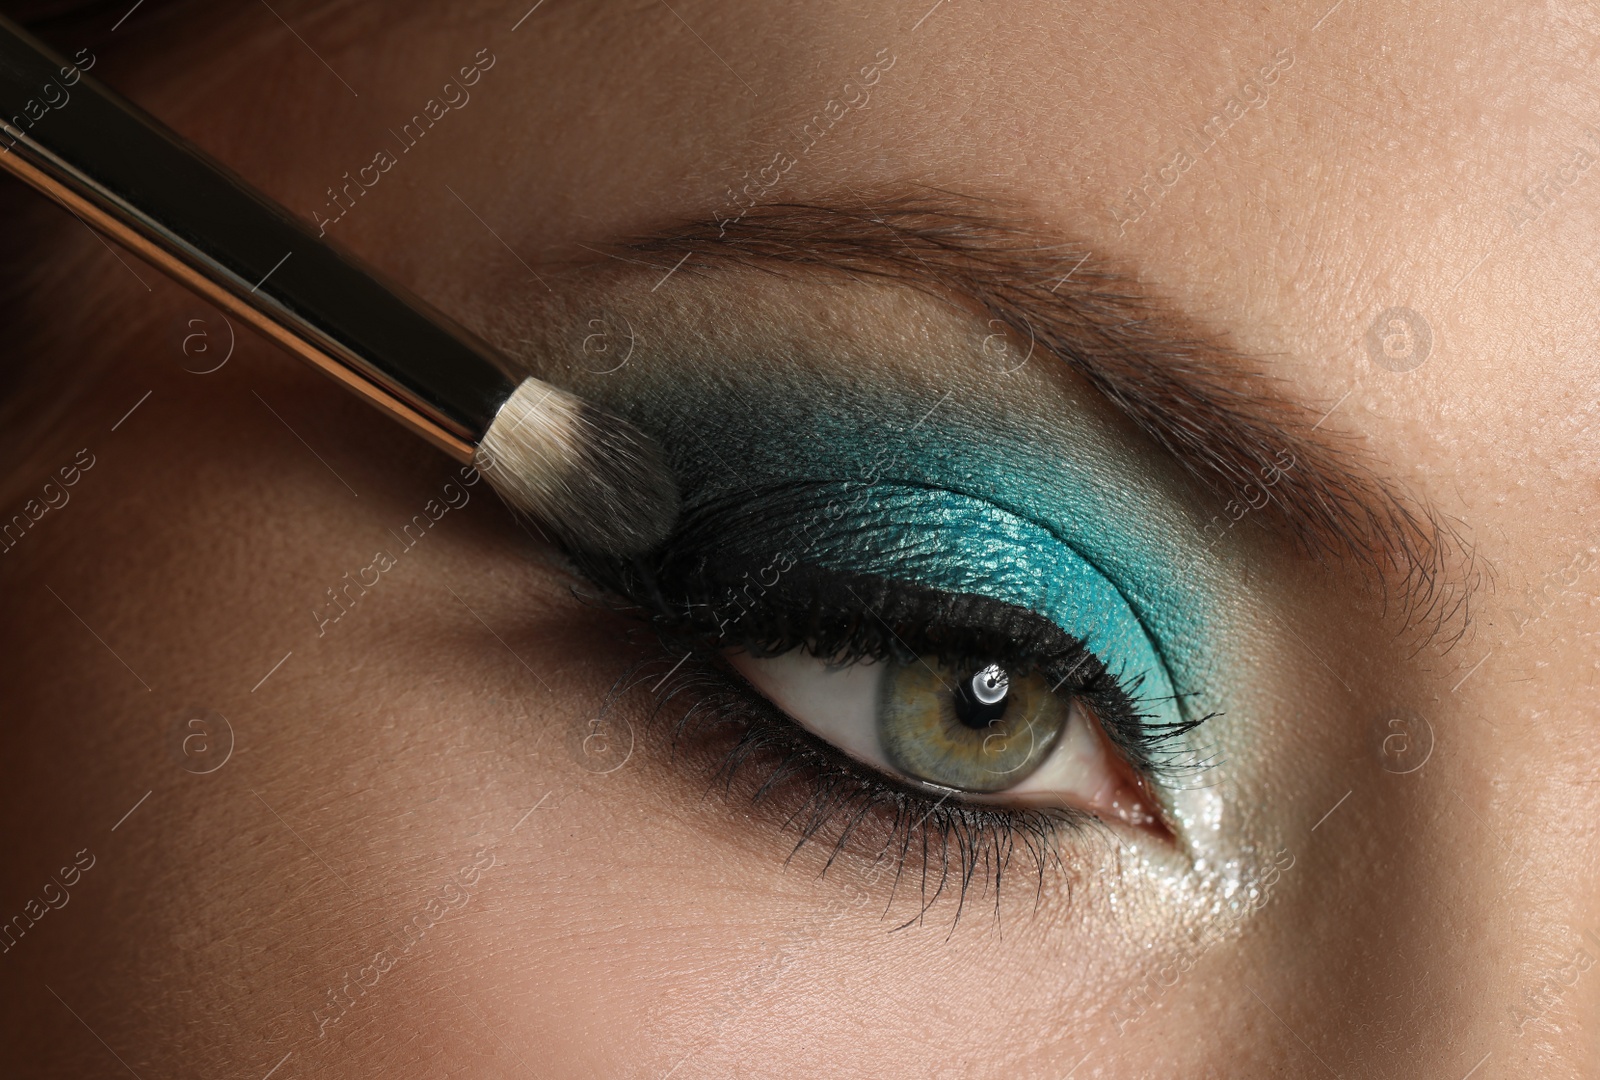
[[0, 16, 516, 458]]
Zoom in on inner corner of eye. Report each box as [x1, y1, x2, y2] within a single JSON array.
[[725, 646, 1166, 831]]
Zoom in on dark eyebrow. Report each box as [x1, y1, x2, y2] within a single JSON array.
[[598, 192, 1474, 639]]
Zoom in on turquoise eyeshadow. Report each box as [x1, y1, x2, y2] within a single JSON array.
[[608, 364, 1223, 720], [680, 481, 1182, 726]]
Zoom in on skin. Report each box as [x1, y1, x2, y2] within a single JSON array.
[[2, 0, 1598, 1076]]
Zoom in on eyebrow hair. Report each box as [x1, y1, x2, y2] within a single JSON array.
[[601, 192, 1475, 639]]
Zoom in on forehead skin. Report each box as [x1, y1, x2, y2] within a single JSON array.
[[1, 1, 1597, 1078]]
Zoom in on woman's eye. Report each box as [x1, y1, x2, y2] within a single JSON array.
[[728, 648, 1161, 827]]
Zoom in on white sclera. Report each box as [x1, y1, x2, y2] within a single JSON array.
[[727, 649, 887, 765]]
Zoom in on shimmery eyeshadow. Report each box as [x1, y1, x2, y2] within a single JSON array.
[[661, 481, 1181, 724]]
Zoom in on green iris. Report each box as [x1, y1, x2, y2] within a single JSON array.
[[877, 658, 1069, 792]]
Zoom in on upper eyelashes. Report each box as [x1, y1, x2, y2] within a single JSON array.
[[586, 478, 1194, 735]]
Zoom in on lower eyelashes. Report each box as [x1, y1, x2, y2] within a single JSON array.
[[560, 469, 1222, 919], [627, 638, 1094, 917]]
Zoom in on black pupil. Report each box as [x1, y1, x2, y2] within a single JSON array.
[[953, 665, 1010, 729]]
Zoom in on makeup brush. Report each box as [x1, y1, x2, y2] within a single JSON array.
[[0, 16, 677, 557]]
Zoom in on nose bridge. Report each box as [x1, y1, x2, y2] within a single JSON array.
[[1234, 691, 1599, 1080], [1354, 702, 1600, 1080], [1476, 787, 1600, 1078], [1496, 930, 1600, 1079], [1476, 682, 1600, 1078]]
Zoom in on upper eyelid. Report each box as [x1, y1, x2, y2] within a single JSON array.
[[651, 479, 1188, 718], [611, 489, 1190, 742]]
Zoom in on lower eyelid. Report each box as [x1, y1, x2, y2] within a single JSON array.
[[648, 643, 1100, 909]]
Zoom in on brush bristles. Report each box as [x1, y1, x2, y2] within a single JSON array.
[[477, 377, 680, 557]]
